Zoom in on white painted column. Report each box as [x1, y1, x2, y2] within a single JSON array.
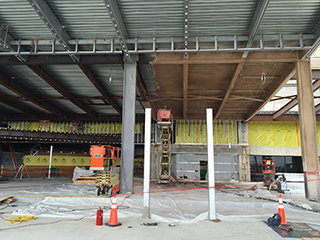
[[206, 109, 216, 220], [143, 108, 152, 218], [48, 145, 53, 179]]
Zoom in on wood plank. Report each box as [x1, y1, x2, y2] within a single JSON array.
[[76, 176, 97, 180], [73, 180, 96, 184], [0, 196, 14, 205], [244, 63, 296, 121], [214, 63, 244, 120], [151, 58, 297, 65]]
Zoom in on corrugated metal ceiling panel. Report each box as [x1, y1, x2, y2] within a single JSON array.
[[0, 65, 62, 97], [0, 0, 53, 39], [46, 0, 117, 39], [118, 0, 185, 38], [0, 102, 21, 113], [259, 0, 320, 34], [88, 64, 124, 97], [189, 0, 257, 36], [43, 65, 101, 97]]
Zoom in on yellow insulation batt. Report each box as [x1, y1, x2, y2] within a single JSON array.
[[9, 121, 143, 134], [248, 121, 303, 147], [5, 216, 37, 225]]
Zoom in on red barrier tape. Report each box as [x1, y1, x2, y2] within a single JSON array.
[[304, 170, 320, 176]]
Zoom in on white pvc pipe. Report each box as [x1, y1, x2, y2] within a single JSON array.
[[143, 108, 152, 218], [206, 109, 216, 220], [48, 145, 53, 179]]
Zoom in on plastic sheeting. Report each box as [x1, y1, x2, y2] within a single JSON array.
[[248, 121, 302, 147], [11, 184, 320, 225]]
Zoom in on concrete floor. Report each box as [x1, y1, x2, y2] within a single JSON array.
[[0, 177, 319, 240]]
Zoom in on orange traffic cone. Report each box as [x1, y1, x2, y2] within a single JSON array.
[[106, 193, 121, 227], [278, 194, 287, 225]]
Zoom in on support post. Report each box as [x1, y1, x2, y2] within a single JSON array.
[[120, 62, 137, 193], [206, 108, 216, 220], [296, 60, 320, 201], [143, 108, 151, 218], [48, 145, 53, 179]]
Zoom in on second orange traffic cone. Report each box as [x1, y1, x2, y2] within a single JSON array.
[[278, 194, 287, 225], [106, 193, 121, 227]]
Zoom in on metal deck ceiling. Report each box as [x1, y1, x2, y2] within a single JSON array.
[[0, 0, 319, 122]]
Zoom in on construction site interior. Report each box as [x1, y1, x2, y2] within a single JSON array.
[[1, 0, 320, 239]]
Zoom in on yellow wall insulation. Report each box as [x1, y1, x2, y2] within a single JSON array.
[[175, 120, 237, 144], [248, 121, 308, 147], [9, 121, 143, 134], [10, 120, 320, 147]]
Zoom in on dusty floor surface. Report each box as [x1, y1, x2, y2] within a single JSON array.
[[0, 177, 319, 240]]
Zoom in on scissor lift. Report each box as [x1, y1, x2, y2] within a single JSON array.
[[90, 145, 121, 196], [262, 158, 276, 186], [157, 109, 173, 185]]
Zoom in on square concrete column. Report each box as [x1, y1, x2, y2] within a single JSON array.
[[296, 60, 320, 201], [120, 62, 137, 194]]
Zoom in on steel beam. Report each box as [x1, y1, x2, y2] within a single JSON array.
[[242, 0, 270, 58], [0, 27, 27, 62], [315, 103, 320, 112], [273, 80, 320, 119], [304, 19, 320, 59], [0, 128, 122, 144], [1, 34, 313, 56], [251, 114, 320, 121], [214, 63, 244, 120], [78, 64, 122, 115], [136, 69, 157, 120], [245, 63, 296, 122], [183, 64, 188, 119], [28, 1, 123, 115], [0, 70, 68, 119], [0, 55, 124, 65], [28, 0, 78, 62], [0, 99, 40, 119], [296, 60, 320, 201], [120, 63, 137, 193], [28, 65, 97, 118], [103, 0, 132, 62]]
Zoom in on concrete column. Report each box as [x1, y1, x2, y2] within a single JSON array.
[[239, 146, 250, 182], [120, 62, 137, 194], [296, 60, 320, 201], [238, 122, 250, 182]]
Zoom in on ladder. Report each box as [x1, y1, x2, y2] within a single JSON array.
[[38, 120, 50, 131], [9, 143, 18, 168], [68, 121, 78, 133]]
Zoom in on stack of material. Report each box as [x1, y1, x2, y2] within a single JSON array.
[[0, 196, 16, 205], [72, 166, 95, 183]]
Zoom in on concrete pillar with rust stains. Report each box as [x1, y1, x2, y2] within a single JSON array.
[[296, 59, 320, 201]]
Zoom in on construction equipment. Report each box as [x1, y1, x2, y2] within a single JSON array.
[[262, 157, 276, 186], [90, 145, 121, 196], [9, 143, 18, 168], [157, 109, 173, 185], [13, 162, 31, 181]]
